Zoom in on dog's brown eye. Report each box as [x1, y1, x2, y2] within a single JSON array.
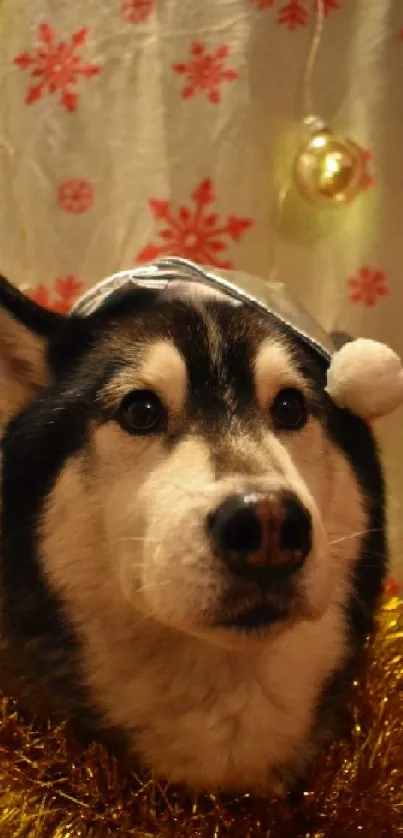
[[118, 390, 165, 435], [271, 388, 307, 431]]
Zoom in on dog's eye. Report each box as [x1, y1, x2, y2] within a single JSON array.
[[270, 388, 307, 431], [117, 390, 165, 435]]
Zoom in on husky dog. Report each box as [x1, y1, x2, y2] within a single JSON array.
[[0, 262, 386, 794]]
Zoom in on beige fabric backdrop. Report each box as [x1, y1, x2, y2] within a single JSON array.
[[0, 0, 402, 581]]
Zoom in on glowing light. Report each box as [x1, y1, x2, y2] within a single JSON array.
[[294, 128, 365, 207]]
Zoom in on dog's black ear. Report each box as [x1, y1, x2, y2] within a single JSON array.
[[0, 275, 66, 422]]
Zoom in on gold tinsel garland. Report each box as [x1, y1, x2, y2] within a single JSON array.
[[0, 597, 402, 838]]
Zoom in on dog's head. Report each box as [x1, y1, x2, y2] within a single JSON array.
[[0, 270, 386, 662]]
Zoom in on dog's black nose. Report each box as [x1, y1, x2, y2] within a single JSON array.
[[207, 492, 311, 582]]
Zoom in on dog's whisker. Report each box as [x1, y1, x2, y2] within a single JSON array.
[[136, 604, 165, 622], [168, 482, 210, 500], [136, 579, 171, 595], [111, 536, 159, 546], [118, 562, 171, 604], [329, 528, 382, 546]]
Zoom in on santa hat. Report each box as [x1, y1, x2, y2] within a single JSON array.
[[72, 258, 403, 422]]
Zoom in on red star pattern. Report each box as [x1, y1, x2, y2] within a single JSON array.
[[136, 179, 253, 269], [249, 0, 340, 28], [120, 0, 154, 23], [172, 43, 239, 103], [14, 24, 100, 112], [29, 276, 84, 313], [58, 179, 94, 214], [348, 266, 388, 307]]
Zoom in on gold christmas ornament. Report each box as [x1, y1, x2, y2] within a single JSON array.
[[0, 595, 402, 838], [294, 117, 366, 207]]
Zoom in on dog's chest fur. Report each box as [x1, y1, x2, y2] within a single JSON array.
[[69, 585, 346, 790]]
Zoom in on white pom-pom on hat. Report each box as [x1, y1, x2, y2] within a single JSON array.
[[326, 338, 403, 420]]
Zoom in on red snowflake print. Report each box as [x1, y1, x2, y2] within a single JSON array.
[[277, 1, 307, 28], [120, 0, 154, 22], [322, 0, 340, 13], [30, 276, 84, 314], [251, 1, 340, 28], [136, 179, 253, 269], [172, 43, 239, 104], [58, 179, 94, 214], [14, 24, 100, 112], [348, 266, 388, 308]]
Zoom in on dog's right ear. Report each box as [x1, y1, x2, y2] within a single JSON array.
[[0, 276, 65, 422]]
